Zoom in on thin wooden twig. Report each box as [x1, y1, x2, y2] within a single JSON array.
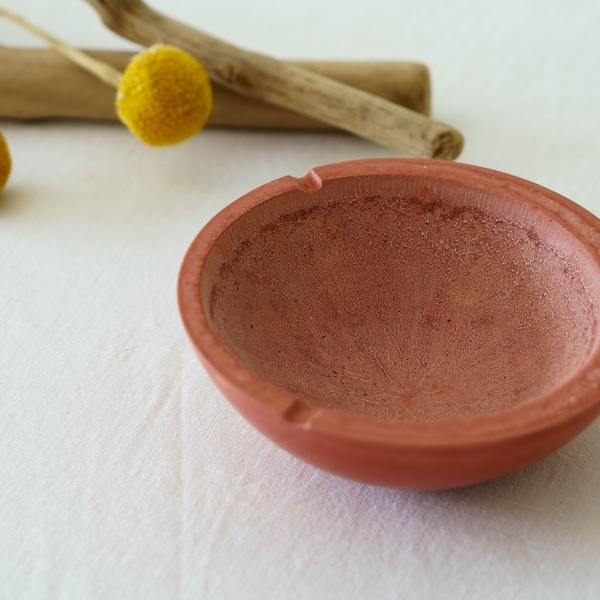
[[0, 7, 122, 88]]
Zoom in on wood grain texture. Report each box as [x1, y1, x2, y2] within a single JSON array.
[[84, 0, 463, 158], [0, 48, 431, 130]]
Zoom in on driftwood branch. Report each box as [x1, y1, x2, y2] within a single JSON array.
[[84, 0, 463, 159], [0, 48, 431, 129]]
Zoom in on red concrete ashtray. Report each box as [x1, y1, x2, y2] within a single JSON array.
[[178, 158, 600, 489]]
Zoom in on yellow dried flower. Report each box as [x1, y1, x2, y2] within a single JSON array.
[[116, 44, 213, 146], [0, 131, 12, 193], [0, 9, 214, 147]]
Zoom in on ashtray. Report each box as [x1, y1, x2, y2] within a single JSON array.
[[178, 158, 600, 489]]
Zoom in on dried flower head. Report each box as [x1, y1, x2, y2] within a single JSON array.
[[0, 131, 12, 193], [116, 44, 213, 146]]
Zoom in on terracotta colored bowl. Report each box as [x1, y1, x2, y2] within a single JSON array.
[[178, 159, 600, 489]]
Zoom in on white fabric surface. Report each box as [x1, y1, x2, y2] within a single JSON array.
[[2, 0, 600, 598]]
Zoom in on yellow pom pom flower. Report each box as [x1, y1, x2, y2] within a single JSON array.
[[0, 10, 214, 147], [0, 130, 12, 194], [116, 44, 213, 147]]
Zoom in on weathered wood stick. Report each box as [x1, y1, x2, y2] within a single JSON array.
[[85, 0, 463, 159], [0, 48, 431, 130]]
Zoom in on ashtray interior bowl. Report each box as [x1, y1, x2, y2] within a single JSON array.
[[178, 159, 600, 489]]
